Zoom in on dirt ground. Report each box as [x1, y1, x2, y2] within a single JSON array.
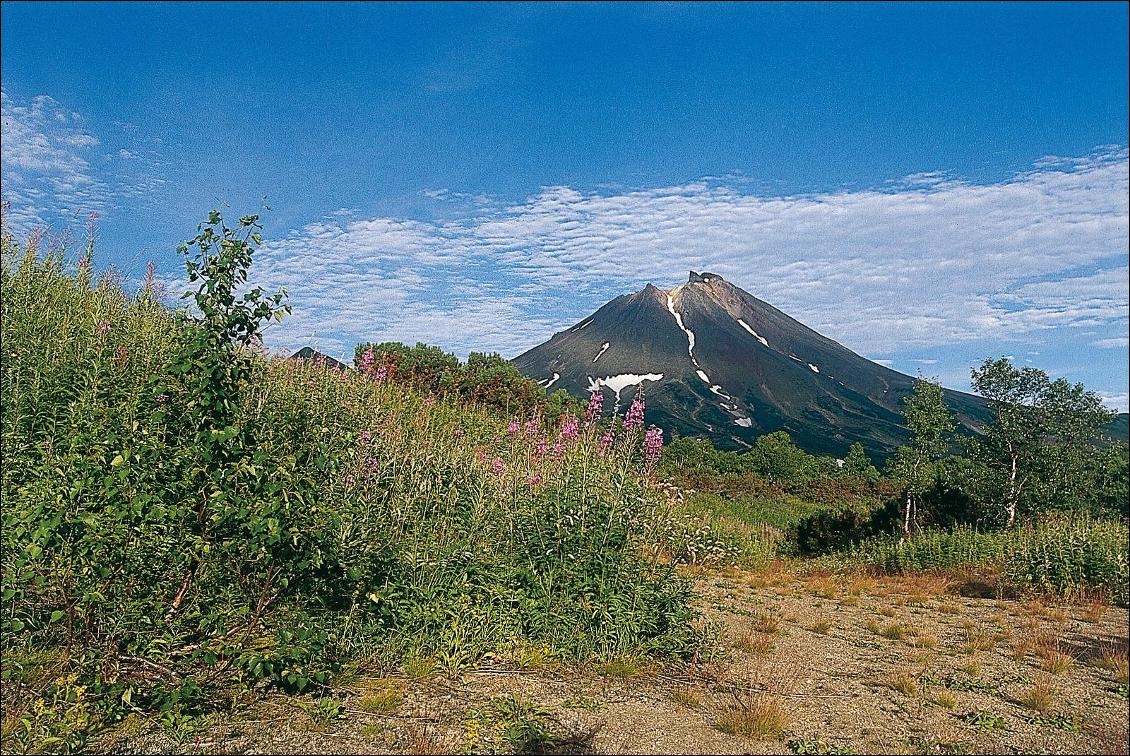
[[108, 568, 1130, 755]]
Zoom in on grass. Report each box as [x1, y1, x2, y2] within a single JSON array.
[[888, 670, 919, 697], [672, 688, 703, 708], [1018, 680, 1057, 713], [752, 611, 782, 635], [931, 690, 958, 709], [809, 617, 834, 634], [358, 687, 403, 714], [716, 693, 789, 740], [840, 520, 1130, 606]]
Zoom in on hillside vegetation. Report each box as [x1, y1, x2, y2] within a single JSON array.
[[0, 215, 695, 752]]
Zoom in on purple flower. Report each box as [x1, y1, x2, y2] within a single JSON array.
[[535, 439, 549, 458], [359, 430, 372, 444], [584, 392, 604, 424], [524, 417, 540, 436], [344, 474, 356, 487], [598, 430, 614, 455], [360, 346, 376, 374], [526, 474, 542, 486], [490, 457, 506, 476], [507, 421, 521, 434], [643, 426, 664, 467], [452, 428, 465, 439], [156, 393, 168, 404], [624, 398, 645, 432], [559, 414, 580, 442], [374, 365, 388, 382], [424, 395, 436, 406]]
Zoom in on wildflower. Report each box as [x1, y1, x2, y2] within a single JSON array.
[[359, 430, 372, 444], [524, 417, 540, 436], [550, 442, 566, 460], [344, 474, 356, 487], [644, 426, 664, 466], [97, 319, 111, 336], [156, 393, 168, 404], [374, 365, 388, 382], [359, 346, 376, 374], [526, 474, 542, 486], [424, 395, 436, 406], [585, 391, 604, 424], [507, 421, 521, 434], [598, 429, 614, 455], [559, 414, 580, 442], [452, 428, 465, 439], [314, 354, 327, 369], [535, 439, 549, 458], [624, 398, 645, 431], [490, 457, 506, 476]]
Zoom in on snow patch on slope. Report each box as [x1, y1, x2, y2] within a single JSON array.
[[593, 342, 610, 363], [543, 372, 560, 389], [587, 373, 664, 403], [572, 318, 594, 332], [808, 363, 820, 373], [737, 319, 769, 347], [696, 369, 711, 384], [666, 293, 700, 368], [734, 417, 753, 428]]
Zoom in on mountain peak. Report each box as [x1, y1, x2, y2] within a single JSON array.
[[688, 270, 723, 285]]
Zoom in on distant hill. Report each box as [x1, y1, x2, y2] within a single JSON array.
[[290, 346, 347, 371], [513, 271, 1127, 459]]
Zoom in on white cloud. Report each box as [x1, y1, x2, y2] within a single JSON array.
[[1099, 392, 1129, 413], [250, 147, 1128, 363], [1092, 337, 1129, 349], [1, 89, 165, 233]]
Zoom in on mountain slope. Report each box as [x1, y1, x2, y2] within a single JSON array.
[[513, 272, 991, 459]]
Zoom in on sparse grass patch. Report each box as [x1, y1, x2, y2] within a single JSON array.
[[913, 633, 939, 650], [1018, 680, 1057, 713], [878, 606, 897, 618], [1039, 651, 1074, 675], [931, 690, 957, 709], [715, 692, 789, 740], [358, 687, 403, 714], [880, 623, 907, 641], [809, 617, 834, 635], [888, 670, 919, 696], [596, 655, 652, 679], [752, 611, 782, 635], [958, 661, 982, 677], [672, 687, 703, 708]]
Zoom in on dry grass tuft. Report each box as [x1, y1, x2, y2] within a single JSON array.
[[752, 611, 781, 635], [932, 690, 958, 709], [1018, 679, 1057, 713], [809, 617, 834, 635], [672, 687, 703, 708], [888, 670, 919, 697], [715, 692, 789, 740]]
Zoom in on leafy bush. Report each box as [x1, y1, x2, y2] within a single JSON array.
[[838, 518, 1128, 605], [1, 215, 698, 747]]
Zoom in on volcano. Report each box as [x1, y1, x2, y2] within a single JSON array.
[[512, 271, 992, 459]]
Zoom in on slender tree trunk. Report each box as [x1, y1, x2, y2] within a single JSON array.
[[1006, 451, 1019, 528], [902, 490, 913, 539]]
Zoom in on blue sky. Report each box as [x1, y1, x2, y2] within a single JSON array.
[[2, 2, 1128, 409]]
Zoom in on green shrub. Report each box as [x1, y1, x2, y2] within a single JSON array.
[[0, 215, 698, 748]]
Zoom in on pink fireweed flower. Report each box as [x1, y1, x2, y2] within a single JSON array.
[[452, 428, 465, 439], [584, 391, 604, 424], [624, 398, 645, 432], [643, 426, 664, 466], [490, 457, 506, 476], [156, 393, 168, 404], [359, 430, 372, 445], [559, 414, 580, 442], [526, 474, 542, 486], [314, 354, 327, 369], [550, 442, 566, 461], [359, 346, 376, 374], [97, 319, 111, 336], [424, 395, 436, 406], [524, 417, 540, 436], [597, 429, 614, 455], [374, 365, 388, 382], [535, 439, 549, 459], [507, 421, 521, 435], [344, 474, 356, 487]]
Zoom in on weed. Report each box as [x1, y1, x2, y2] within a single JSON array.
[[809, 617, 834, 635], [888, 670, 919, 697], [1018, 680, 1056, 713], [959, 709, 1007, 733], [715, 691, 788, 740]]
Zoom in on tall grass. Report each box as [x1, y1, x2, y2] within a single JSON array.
[[0, 224, 698, 746], [838, 519, 1128, 605]]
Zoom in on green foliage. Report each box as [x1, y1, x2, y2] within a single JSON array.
[[838, 518, 1128, 605], [353, 341, 582, 419], [1, 215, 697, 750], [887, 378, 956, 535], [842, 443, 880, 483], [969, 357, 1117, 527]]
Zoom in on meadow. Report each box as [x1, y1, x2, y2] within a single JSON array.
[[1, 216, 1127, 754]]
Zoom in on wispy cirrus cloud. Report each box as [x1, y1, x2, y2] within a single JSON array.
[[1, 89, 164, 233], [251, 147, 1128, 372]]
